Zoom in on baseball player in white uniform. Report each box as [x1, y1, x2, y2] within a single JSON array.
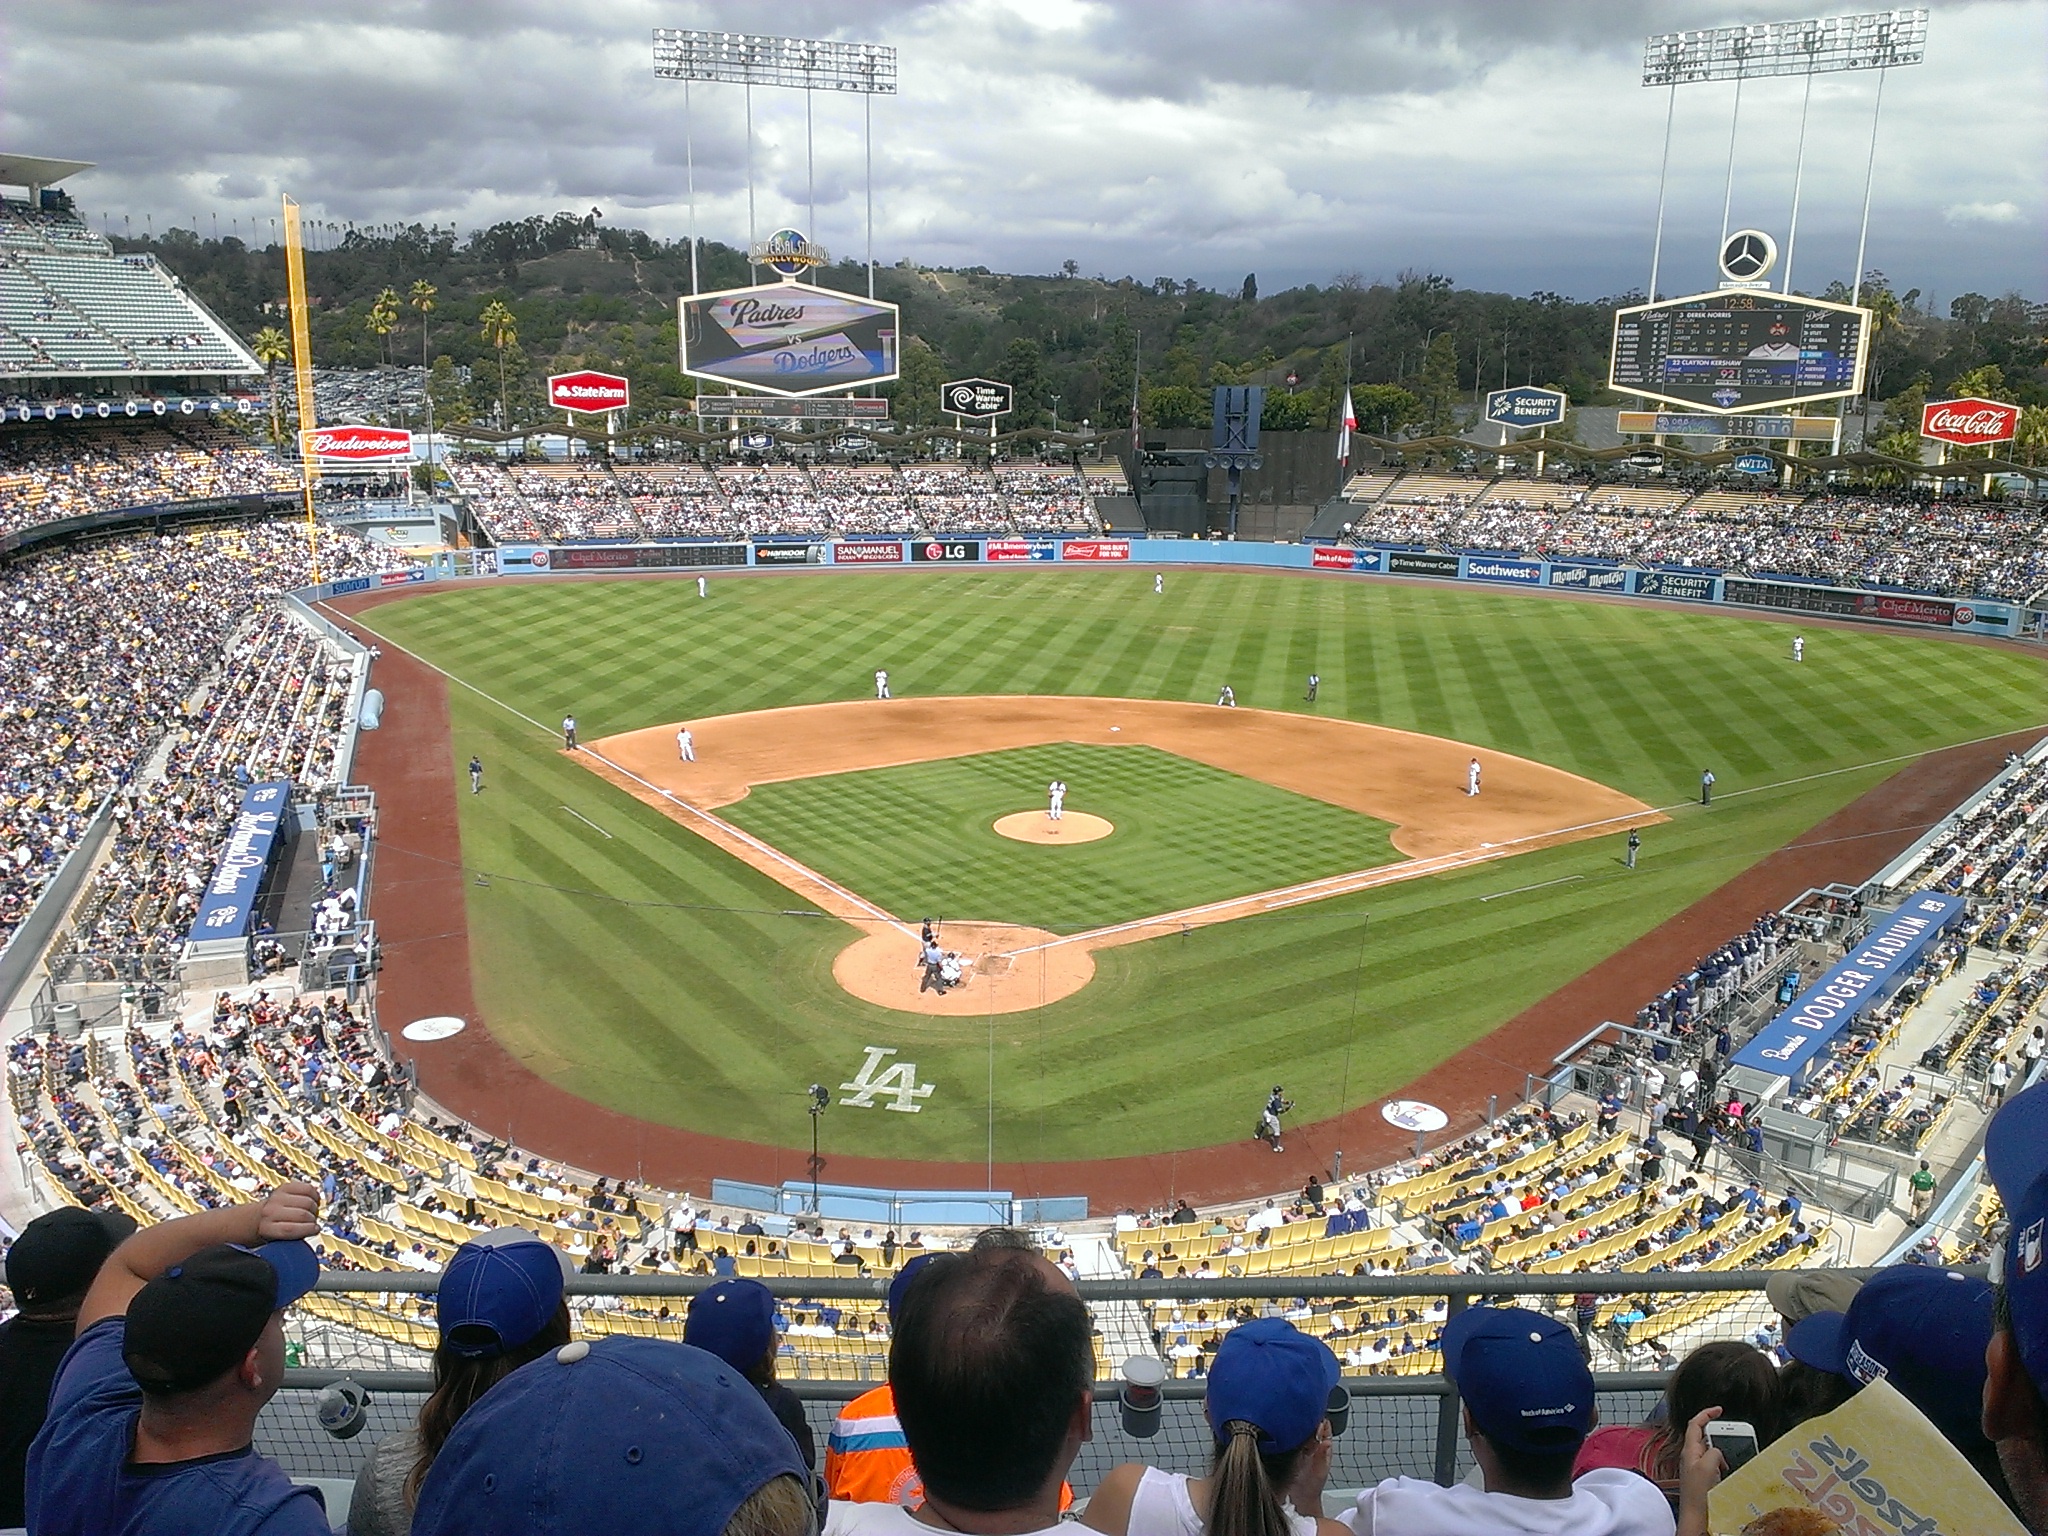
[[1792, 634, 1804, 662], [698, 576, 708, 599], [1154, 573, 1164, 594], [1217, 684, 1235, 708], [874, 669, 890, 699], [1466, 757, 1481, 797], [677, 727, 695, 762], [1047, 780, 1066, 821]]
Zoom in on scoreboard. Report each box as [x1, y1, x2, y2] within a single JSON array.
[[1609, 290, 1869, 414]]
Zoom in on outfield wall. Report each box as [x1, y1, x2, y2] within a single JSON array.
[[484, 536, 2041, 638]]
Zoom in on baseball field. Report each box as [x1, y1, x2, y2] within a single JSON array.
[[342, 567, 2048, 1179]]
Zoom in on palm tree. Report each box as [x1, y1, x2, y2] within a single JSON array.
[[251, 326, 291, 445], [368, 287, 400, 367], [479, 299, 517, 427], [411, 280, 438, 487]]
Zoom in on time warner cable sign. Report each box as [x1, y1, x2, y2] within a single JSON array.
[[678, 231, 899, 399], [1731, 892, 1965, 1088]]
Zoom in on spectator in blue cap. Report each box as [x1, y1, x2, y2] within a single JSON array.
[[1785, 1261, 2010, 1507], [348, 1229, 574, 1536], [23, 1181, 330, 1536], [1083, 1316, 1349, 1535], [410, 1334, 812, 1536], [1984, 1077, 2048, 1533], [1338, 1306, 1673, 1535], [687, 1278, 820, 1512]]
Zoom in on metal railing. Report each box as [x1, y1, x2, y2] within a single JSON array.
[[271, 1268, 1887, 1492]]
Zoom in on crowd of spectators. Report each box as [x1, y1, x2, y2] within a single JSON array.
[[446, 455, 1103, 544], [1340, 475, 2048, 601], [0, 422, 299, 531], [0, 521, 384, 963]]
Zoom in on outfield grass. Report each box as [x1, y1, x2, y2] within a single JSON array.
[[360, 569, 2048, 1161], [721, 743, 1400, 933]]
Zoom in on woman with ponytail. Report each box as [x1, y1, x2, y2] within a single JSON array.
[[1083, 1318, 1350, 1536]]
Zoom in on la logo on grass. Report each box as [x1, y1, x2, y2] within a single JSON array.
[[840, 1046, 935, 1113]]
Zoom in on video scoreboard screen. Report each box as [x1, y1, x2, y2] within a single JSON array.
[[1609, 291, 1868, 414]]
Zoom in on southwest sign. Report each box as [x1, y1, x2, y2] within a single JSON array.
[[548, 370, 631, 413], [303, 424, 412, 462], [1483, 387, 1567, 430], [1920, 398, 2019, 447]]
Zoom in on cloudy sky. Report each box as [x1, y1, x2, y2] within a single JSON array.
[[4, 1, 2041, 301]]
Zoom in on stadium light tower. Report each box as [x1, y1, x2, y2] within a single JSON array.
[[1639, 10, 1927, 302], [653, 29, 897, 298]]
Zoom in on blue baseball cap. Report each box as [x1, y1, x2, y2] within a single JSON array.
[[1441, 1306, 1596, 1454], [124, 1240, 320, 1393], [1786, 1264, 1994, 1453], [1986, 1078, 2048, 1394], [437, 1231, 569, 1359], [685, 1278, 776, 1372], [1206, 1318, 1341, 1454], [411, 1336, 807, 1536], [888, 1252, 935, 1321]]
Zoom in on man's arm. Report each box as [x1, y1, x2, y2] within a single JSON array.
[[78, 1182, 321, 1333]]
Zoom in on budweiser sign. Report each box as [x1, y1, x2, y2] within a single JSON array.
[[1920, 398, 2019, 446], [302, 424, 412, 462], [547, 370, 631, 413]]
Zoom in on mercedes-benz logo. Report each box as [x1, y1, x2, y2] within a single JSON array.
[[1719, 229, 1777, 281]]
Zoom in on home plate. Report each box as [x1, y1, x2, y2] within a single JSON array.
[[402, 1016, 468, 1042]]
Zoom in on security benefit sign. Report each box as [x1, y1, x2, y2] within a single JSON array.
[[1482, 387, 1567, 430], [679, 282, 900, 398], [187, 782, 292, 942]]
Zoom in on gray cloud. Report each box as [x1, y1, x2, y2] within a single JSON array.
[[2, 0, 2039, 300]]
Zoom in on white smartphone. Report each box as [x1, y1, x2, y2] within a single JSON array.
[[1705, 1419, 1760, 1471]]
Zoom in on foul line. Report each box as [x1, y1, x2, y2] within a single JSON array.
[[560, 805, 613, 839], [1481, 874, 1584, 903]]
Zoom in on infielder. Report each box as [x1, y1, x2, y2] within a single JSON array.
[[1047, 779, 1066, 821], [1466, 757, 1481, 797], [562, 714, 577, 750], [677, 727, 695, 762], [1217, 684, 1235, 708], [1792, 634, 1804, 662], [874, 669, 891, 700], [1304, 672, 1320, 703]]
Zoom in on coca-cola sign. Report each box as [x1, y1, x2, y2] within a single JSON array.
[[1920, 398, 2019, 446], [547, 370, 631, 413], [303, 424, 413, 462]]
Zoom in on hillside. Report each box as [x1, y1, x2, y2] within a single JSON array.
[[125, 211, 2044, 437]]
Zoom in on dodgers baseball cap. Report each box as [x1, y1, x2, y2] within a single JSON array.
[[1986, 1077, 2048, 1393], [1206, 1317, 1341, 1454], [887, 1252, 934, 1321], [1786, 1265, 1994, 1453], [124, 1240, 320, 1394], [1440, 1306, 1596, 1454], [3, 1206, 136, 1307], [437, 1230, 571, 1359], [685, 1277, 776, 1372], [411, 1336, 807, 1536]]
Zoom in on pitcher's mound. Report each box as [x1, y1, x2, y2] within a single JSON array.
[[834, 922, 1095, 1016], [993, 811, 1114, 845]]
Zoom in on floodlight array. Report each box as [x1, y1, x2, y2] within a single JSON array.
[[1641, 9, 1927, 86], [652, 29, 896, 93]]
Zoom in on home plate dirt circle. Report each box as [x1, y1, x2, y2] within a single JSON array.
[[833, 921, 1096, 1016], [991, 811, 1115, 845]]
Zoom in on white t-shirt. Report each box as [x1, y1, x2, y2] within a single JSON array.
[[826, 1503, 1064, 1536], [1340, 1468, 1675, 1536], [1125, 1467, 1319, 1535]]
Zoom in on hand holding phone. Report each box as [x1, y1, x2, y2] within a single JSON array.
[[1704, 1417, 1760, 1472]]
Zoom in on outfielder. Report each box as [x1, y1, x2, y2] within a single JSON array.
[[1466, 757, 1481, 797], [1154, 573, 1164, 595], [874, 669, 891, 700], [1304, 673, 1319, 703], [468, 755, 483, 795], [698, 576, 708, 599], [1792, 634, 1804, 662], [677, 727, 695, 762]]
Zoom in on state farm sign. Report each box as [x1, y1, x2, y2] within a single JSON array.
[[1921, 397, 2019, 447], [547, 370, 631, 413], [303, 424, 412, 462]]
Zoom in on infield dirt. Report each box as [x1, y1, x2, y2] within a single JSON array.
[[580, 695, 1659, 1016]]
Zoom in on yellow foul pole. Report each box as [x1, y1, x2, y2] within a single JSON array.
[[282, 196, 322, 582]]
